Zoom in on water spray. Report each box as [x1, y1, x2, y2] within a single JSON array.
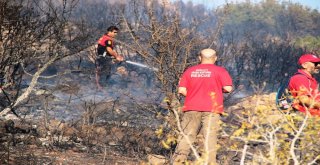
[[125, 60, 159, 71]]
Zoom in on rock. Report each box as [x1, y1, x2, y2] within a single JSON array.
[[108, 141, 119, 146], [144, 147, 152, 152], [226, 92, 284, 125], [4, 114, 20, 121], [34, 89, 49, 96], [147, 154, 166, 165]]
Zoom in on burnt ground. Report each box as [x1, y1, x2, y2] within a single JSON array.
[[0, 115, 170, 165], [0, 144, 140, 164], [0, 55, 170, 164], [0, 55, 253, 165]]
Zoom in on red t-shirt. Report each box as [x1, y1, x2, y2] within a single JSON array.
[[289, 69, 320, 116], [97, 35, 114, 55], [179, 64, 232, 113], [97, 35, 114, 48]]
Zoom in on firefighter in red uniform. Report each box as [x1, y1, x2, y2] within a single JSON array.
[[95, 26, 124, 89], [289, 54, 320, 116]]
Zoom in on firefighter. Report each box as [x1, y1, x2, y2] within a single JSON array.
[[95, 26, 124, 89]]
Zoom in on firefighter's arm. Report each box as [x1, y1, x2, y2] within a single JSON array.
[[106, 47, 124, 61], [178, 87, 187, 96], [223, 86, 233, 93]]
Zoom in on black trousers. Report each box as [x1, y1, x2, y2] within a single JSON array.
[[95, 56, 113, 83]]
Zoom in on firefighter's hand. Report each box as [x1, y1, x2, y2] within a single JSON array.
[[116, 55, 124, 62]]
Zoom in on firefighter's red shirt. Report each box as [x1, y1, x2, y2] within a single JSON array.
[[98, 35, 114, 47], [289, 69, 320, 116], [97, 34, 114, 55], [179, 64, 232, 113]]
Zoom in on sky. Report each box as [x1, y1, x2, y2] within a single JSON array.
[[179, 0, 320, 10]]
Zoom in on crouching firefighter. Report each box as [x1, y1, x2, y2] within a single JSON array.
[[95, 26, 124, 89]]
